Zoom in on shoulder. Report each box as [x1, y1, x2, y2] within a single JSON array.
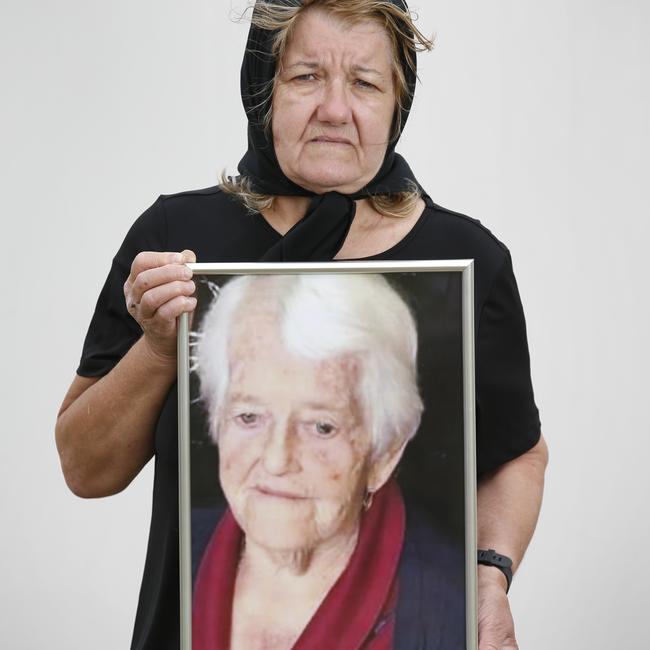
[[404, 198, 515, 307], [428, 200, 508, 253], [158, 183, 241, 218], [155, 184, 276, 260], [118, 185, 243, 254], [123, 185, 232, 236], [160, 183, 225, 202], [419, 198, 509, 268]]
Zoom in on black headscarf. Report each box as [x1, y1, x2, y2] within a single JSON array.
[[237, 0, 422, 261]]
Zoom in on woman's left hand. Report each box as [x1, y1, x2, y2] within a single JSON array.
[[477, 571, 519, 650]]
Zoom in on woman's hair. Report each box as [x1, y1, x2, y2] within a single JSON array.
[[193, 273, 424, 460], [222, 0, 434, 218]]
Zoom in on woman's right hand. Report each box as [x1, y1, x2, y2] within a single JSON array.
[[124, 249, 197, 363]]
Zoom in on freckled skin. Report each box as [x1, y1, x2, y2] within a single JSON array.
[[216, 299, 385, 557], [215, 287, 412, 650]]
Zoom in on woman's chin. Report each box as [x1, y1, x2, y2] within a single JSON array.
[[292, 166, 368, 195], [236, 495, 358, 559], [245, 524, 316, 557], [239, 500, 313, 549]]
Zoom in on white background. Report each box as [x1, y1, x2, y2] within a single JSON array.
[[2, 1, 649, 648]]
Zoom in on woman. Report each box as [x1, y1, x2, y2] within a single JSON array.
[[190, 273, 463, 649], [56, 1, 547, 648]]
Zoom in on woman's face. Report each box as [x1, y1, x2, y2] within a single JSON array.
[[272, 9, 397, 194], [216, 306, 388, 555]]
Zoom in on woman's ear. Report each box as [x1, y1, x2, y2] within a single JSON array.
[[367, 439, 409, 493]]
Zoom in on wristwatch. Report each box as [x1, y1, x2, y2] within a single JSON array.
[[477, 549, 513, 593]]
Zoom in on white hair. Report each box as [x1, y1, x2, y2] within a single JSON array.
[[192, 274, 423, 459]]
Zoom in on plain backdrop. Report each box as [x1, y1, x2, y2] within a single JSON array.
[[1, 0, 649, 648]]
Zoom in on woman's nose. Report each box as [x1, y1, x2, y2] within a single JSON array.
[[261, 424, 299, 475], [316, 79, 353, 125]]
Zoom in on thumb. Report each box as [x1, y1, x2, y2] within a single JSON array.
[[180, 249, 197, 264]]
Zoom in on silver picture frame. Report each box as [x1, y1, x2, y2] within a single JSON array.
[[177, 260, 477, 650]]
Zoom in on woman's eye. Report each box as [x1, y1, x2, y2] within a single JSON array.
[[294, 73, 316, 82], [355, 79, 376, 90], [314, 421, 337, 437], [235, 413, 260, 426]]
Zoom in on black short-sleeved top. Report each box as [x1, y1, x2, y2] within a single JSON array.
[[77, 186, 540, 650]]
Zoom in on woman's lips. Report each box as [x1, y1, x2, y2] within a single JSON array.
[[310, 136, 352, 145], [254, 485, 308, 500]]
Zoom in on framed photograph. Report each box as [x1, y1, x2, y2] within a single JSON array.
[[178, 261, 477, 650]]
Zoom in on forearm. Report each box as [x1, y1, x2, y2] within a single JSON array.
[[56, 336, 177, 498], [477, 434, 549, 587]]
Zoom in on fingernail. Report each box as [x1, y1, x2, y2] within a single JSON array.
[[172, 253, 183, 263]]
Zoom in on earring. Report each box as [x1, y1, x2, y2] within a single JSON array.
[[362, 488, 374, 512]]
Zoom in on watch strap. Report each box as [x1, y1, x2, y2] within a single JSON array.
[[477, 548, 513, 593]]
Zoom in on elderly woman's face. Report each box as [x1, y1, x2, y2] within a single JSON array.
[[272, 9, 397, 194], [217, 307, 386, 554]]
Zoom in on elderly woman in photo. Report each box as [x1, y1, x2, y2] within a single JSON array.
[[190, 274, 461, 648], [57, 0, 548, 648]]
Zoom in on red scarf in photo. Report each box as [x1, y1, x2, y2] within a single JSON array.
[[193, 479, 405, 649]]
